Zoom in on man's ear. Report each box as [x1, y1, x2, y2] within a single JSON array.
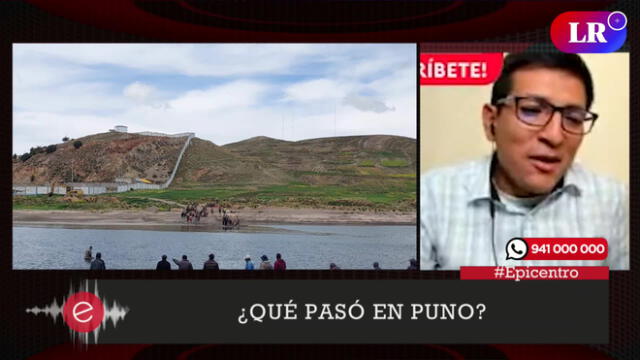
[[482, 103, 498, 142]]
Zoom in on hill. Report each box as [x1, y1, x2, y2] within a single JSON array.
[[169, 135, 416, 187], [220, 135, 416, 185], [12, 132, 187, 185], [171, 137, 291, 185], [165, 134, 416, 210], [13, 133, 416, 211]]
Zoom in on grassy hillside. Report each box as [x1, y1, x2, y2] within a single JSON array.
[[171, 137, 291, 185], [13, 132, 186, 185], [166, 134, 416, 210], [174, 135, 416, 185], [223, 135, 416, 175], [14, 134, 416, 211]]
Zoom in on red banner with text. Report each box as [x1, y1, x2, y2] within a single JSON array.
[[419, 53, 503, 85]]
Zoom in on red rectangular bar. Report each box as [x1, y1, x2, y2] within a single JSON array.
[[419, 53, 503, 85], [460, 266, 609, 280], [523, 238, 608, 261]]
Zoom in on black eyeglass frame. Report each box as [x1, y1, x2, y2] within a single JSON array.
[[494, 95, 599, 135]]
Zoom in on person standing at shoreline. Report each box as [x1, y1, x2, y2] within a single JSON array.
[[244, 255, 255, 270], [173, 255, 193, 270], [156, 255, 171, 270], [259, 255, 273, 270], [203, 253, 220, 270], [274, 253, 287, 271], [407, 258, 418, 270], [89, 252, 106, 270], [84, 246, 93, 261]]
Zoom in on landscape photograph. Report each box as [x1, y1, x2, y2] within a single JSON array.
[[12, 44, 417, 270]]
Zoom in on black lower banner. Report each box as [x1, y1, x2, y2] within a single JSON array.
[[26, 280, 607, 344]]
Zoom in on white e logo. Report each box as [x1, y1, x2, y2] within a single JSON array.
[[72, 301, 94, 323]]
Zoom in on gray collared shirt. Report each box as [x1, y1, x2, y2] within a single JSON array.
[[420, 155, 629, 270]]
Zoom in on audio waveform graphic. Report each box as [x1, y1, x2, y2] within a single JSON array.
[[26, 279, 129, 344]]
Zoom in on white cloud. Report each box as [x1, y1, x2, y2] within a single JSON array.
[[342, 94, 395, 113], [13, 44, 320, 77], [283, 79, 351, 103], [13, 57, 90, 91], [123, 81, 169, 109], [13, 44, 416, 154], [13, 112, 116, 155], [169, 80, 267, 112], [123, 82, 154, 103], [14, 81, 125, 114]]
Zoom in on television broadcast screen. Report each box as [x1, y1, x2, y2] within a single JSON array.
[[2, 1, 637, 359]]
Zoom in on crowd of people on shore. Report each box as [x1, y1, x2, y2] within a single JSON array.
[[155, 253, 288, 270], [180, 201, 239, 228], [84, 246, 417, 270]]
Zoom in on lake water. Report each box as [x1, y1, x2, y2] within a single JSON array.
[[13, 225, 416, 270]]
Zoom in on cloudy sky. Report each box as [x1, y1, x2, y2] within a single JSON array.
[[13, 44, 416, 155]]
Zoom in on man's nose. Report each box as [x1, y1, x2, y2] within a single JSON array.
[[537, 110, 565, 147]]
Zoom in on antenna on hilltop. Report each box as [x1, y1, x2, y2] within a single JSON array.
[[334, 101, 337, 137], [292, 110, 295, 140]]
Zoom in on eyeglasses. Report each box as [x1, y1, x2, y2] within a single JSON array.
[[495, 95, 598, 135]]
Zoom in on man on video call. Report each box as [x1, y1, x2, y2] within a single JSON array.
[[421, 52, 629, 270]]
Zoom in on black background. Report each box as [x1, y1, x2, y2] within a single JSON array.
[[95, 280, 608, 344]]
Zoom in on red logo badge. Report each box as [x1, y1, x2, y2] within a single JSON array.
[[62, 292, 105, 333]]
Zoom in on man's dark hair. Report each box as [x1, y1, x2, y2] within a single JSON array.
[[276, 253, 282, 259], [162, 255, 167, 260], [96, 252, 101, 259], [209, 254, 215, 260], [182, 255, 187, 260], [491, 53, 594, 109]]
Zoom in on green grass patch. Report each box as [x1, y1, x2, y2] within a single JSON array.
[[118, 197, 175, 210], [111, 188, 248, 202], [381, 159, 409, 168], [14, 180, 416, 211], [358, 160, 375, 167], [389, 173, 416, 178], [13, 194, 177, 211], [377, 151, 401, 157]]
